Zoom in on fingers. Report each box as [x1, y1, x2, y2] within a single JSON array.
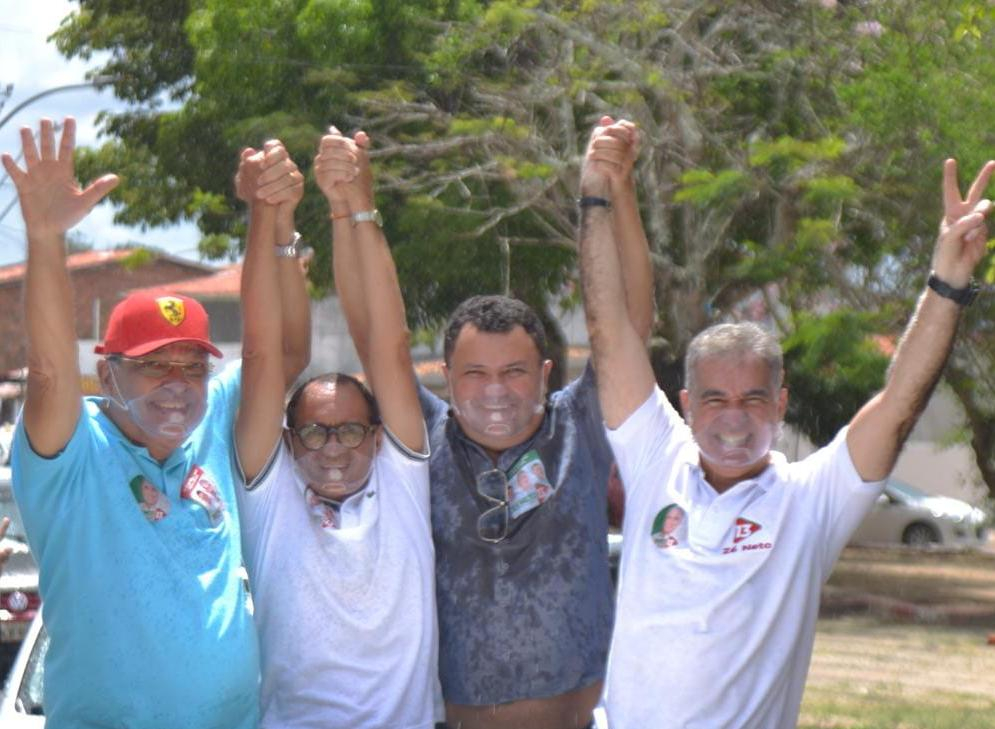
[[0, 516, 8, 541], [58, 117, 77, 164], [19, 126, 39, 168], [0, 154, 25, 185], [966, 160, 995, 205], [39, 118, 56, 161], [80, 173, 120, 209]]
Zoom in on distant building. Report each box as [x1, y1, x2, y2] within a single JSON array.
[[0, 248, 216, 373]]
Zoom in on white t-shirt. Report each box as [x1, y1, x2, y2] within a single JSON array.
[[603, 387, 883, 729], [237, 430, 439, 729]]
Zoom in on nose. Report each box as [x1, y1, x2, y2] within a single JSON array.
[[320, 436, 349, 454]]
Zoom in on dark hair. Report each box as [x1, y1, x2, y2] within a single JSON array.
[[285, 372, 381, 429], [443, 295, 547, 365]]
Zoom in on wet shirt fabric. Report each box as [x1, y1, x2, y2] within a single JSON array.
[[11, 362, 259, 729], [237, 428, 438, 729], [421, 363, 615, 705], [603, 386, 884, 729]]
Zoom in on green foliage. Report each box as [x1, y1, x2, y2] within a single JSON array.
[[782, 310, 890, 446], [119, 247, 156, 271], [50, 0, 995, 494], [674, 169, 750, 207]]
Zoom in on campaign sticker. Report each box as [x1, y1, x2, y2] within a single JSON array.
[[650, 503, 685, 549], [129, 475, 170, 522], [505, 450, 554, 519], [181, 465, 226, 526]]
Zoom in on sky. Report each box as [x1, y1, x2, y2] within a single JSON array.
[[0, 0, 202, 267]]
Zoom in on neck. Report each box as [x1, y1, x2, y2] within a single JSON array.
[[700, 454, 771, 494]]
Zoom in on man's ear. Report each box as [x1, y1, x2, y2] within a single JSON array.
[[96, 359, 112, 396], [541, 359, 553, 389], [777, 387, 788, 420], [679, 389, 692, 424]]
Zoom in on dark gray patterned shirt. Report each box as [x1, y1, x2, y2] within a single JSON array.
[[420, 364, 615, 705]]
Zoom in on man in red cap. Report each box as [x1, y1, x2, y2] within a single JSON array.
[[1, 118, 311, 728]]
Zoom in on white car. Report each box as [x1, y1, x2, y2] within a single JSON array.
[[0, 611, 45, 727], [849, 479, 990, 547]]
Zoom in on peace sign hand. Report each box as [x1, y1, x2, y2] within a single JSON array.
[[934, 158, 995, 288]]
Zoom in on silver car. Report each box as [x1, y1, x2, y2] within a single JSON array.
[[849, 479, 990, 547], [0, 472, 40, 646], [0, 611, 45, 727]]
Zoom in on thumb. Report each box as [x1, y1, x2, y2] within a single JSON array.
[[80, 174, 120, 209], [354, 130, 370, 149], [599, 115, 614, 127], [946, 211, 986, 243]]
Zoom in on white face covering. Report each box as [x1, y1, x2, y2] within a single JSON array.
[[694, 407, 777, 471], [107, 365, 206, 442], [450, 380, 545, 440], [292, 436, 375, 500]]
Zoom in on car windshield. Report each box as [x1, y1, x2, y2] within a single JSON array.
[[886, 479, 928, 502]]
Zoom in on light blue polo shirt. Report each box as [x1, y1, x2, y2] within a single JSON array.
[[11, 362, 259, 729]]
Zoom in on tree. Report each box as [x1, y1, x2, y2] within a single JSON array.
[[54, 0, 995, 496]]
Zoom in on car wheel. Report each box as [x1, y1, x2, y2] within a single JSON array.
[[902, 522, 940, 546]]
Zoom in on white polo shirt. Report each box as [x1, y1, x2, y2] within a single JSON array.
[[237, 430, 439, 729], [603, 387, 883, 729]]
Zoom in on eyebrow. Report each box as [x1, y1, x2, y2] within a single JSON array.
[[697, 387, 771, 399]]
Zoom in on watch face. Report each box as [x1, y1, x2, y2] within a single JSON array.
[[353, 209, 383, 228]]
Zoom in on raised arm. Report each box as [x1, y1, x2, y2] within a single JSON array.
[[598, 116, 655, 342], [847, 158, 995, 481], [578, 122, 657, 428], [315, 130, 424, 452], [0, 118, 118, 456], [314, 127, 371, 373], [235, 141, 305, 481], [274, 189, 310, 387]]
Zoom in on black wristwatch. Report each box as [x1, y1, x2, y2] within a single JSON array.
[[927, 271, 979, 307]]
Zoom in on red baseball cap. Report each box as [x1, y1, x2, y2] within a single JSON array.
[[94, 292, 223, 358]]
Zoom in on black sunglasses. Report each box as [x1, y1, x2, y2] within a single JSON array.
[[294, 422, 374, 450]]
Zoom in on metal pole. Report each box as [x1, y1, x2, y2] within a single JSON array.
[[0, 75, 119, 132]]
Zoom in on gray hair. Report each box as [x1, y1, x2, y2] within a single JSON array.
[[684, 322, 783, 393]]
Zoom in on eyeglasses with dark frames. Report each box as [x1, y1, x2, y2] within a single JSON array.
[[109, 355, 213, 380], [475, 468, 510, 543], [294, 422, 374, 451]]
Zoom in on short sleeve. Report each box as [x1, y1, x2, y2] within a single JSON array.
[[787, 427, 885, 576], [605, 386, 689, 502], [418, 382, 448, 432], [10, 402, 96, 549]]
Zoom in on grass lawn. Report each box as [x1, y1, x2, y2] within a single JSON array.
[[801, 545, 995, 728]]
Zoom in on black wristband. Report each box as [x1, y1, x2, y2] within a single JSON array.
[[927, 271, 978, 307], [577, 195, 612, 210]]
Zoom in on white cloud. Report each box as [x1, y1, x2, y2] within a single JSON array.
[[0, 0, 204, 267]]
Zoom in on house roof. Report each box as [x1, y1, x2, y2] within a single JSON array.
[[128, 262, 242, 299], [0, 248, 215, 286]]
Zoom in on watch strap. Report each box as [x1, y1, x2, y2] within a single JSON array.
[[275, 231, 302, 259], [351, 209, 383, 227], [927, 271, 978, 306]]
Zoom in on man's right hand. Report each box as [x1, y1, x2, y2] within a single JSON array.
[[580, 116, 638, 199], [314, 127, 374, 211], [0, 117, 119, 239]]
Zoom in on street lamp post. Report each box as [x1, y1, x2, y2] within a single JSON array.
[[0, 75, 119, 132], [0, 75, 121, 225]]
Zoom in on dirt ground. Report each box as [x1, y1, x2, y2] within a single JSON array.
[[822, 544, 995, 619], [800, 544, 995, 727]]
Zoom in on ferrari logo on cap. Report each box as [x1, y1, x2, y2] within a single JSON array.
[[156, 297, 185, 326]]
